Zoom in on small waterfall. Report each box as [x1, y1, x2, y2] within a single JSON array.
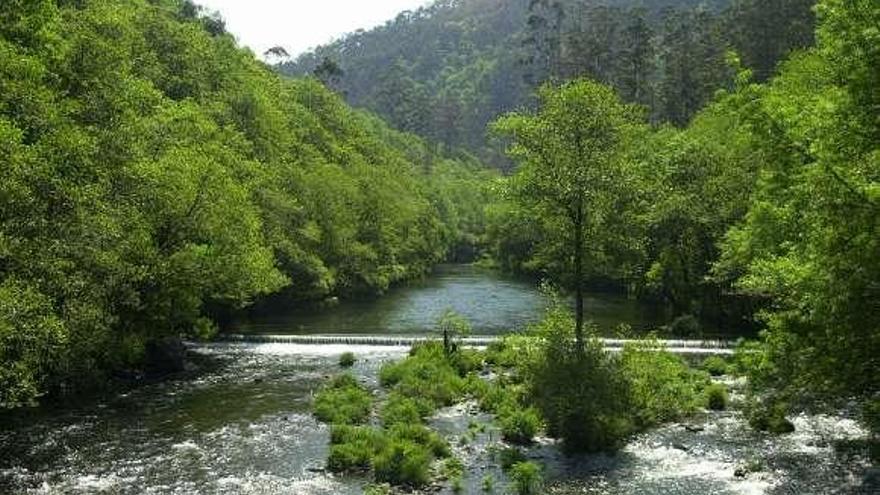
[[218, 334, 736, 355]]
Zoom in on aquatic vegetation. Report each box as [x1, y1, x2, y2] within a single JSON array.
[[380, 342, 465, 407], [509, 461, 543, 495], [701, 356, 730, 377], [747, 400, 795, 434], [338, 352, 356, 368], [313, 374, 372, 425], [373, 440, 433, 487], [498, 406, 542, 445], [327, 425, 386, 473], [482, 474, 495, 492], [704, 383, 729, 411], [620, 339, 709, 428], [380, 393, 432, 427]]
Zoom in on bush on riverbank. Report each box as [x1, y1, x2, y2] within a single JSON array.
[[702, 356, 730, 376], [313, 374, 372, 425], [380, 342, 466, 407], [339, 352, 356, 368], [620, 340, 708, 428], [705, 383, 729, 410], [326, 421, 450, 486], [509, 461, 543, 495], [516, 304, 715, 452]]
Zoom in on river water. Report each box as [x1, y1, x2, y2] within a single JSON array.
[[1, 266, 876, 494], [235, 265, 664, 336]]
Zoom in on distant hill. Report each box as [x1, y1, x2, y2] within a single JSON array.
[[280, 0, 815, 168]]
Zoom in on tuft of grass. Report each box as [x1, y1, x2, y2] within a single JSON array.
[[748, 401, 795, 434], [327, 425, 385, 473], [704, 383, 729, 410], [481, 474, 494, 492], [379, 342, 464, 407], [373, 439, 433, 487], [701, 356, 729, 376], [313, 374, 372, 425], [499, 406, 542, 445], [509, 461, 543, 495], [381, 392, 432, 427], [339, 352, 356, 368]]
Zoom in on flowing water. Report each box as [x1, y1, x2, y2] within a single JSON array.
[[1, 266, 876, 494]]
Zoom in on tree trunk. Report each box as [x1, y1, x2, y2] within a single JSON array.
[[574, 200, 585, 355]]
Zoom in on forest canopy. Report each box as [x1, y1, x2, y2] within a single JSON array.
[[0, 0, 492, 407]]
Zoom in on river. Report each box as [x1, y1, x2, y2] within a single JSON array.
[[0, 265, 876, 494]]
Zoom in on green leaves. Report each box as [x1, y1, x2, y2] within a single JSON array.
[[0, 0, 493, 407]]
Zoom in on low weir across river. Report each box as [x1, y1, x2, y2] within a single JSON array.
[[219, 333, 737, 355]]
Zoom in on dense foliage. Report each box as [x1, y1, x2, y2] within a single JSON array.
[[282, 0, 816, 166], [0, 0, 493, 408], [492, 0, 879, 428]]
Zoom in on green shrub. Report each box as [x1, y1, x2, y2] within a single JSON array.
[[313, 374, 372, 425], [748, 401, 795, 434], [499, 406, 541, 445], [327, 426, 386, 473], [704, 383, 729, 410], [485, 335, 534, 369], [388, 423, 450, 458], [701, 356, 729, 376], [620, 341, 707, 428], [450, 348, 484, 376], [524, 307, 634, 452], [509, 461, 543, 495], [373, 439, 433, 487], [481, 474, 494, 492], [380, 343, 464, 407], [339, 352, 356, 368], [381, 393, 432, 426]]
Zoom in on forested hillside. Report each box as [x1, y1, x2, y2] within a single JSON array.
[[0, 0, 492, 407], [282, 0, 815, 166]]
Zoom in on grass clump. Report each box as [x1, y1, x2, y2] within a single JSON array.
[[499, 405, 542, 445], [701, 356, 730, 376], [373, 440, 433, 487], [380, 341, 465, 407], [339, 352, 356, 368], [327, 423, 450, 487], [327, 425, 386, 473], [747, 401, 795, 434], [380, 392, 432, 427], [620, 340, 707, 428], [509, 461, 543, 495], [481, 474, 494, 492], [313, 374, 372, 425], [704, 383, 729, 410]]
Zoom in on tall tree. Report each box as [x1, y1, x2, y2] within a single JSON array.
[[492, 80, 639, 352]]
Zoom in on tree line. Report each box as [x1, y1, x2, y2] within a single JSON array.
[[0, 0, 492, 408], [282, 0, 816, 168]]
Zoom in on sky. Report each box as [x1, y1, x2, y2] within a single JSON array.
[[196, 0, 431, 59]]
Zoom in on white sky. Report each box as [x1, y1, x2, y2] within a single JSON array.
[[195, 0, 431, 59]]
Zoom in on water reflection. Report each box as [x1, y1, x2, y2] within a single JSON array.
[[236, 265, 664, 336]]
